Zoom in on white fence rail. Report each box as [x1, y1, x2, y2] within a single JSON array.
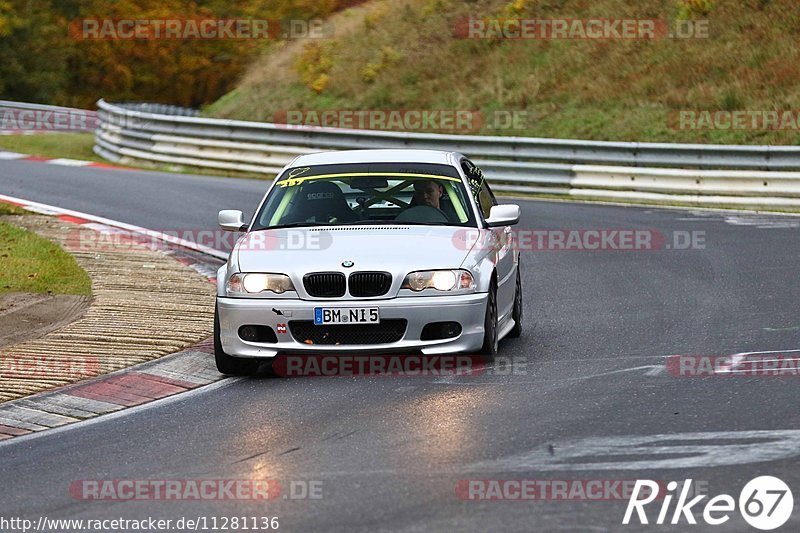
[[94, 99, 800, 209]]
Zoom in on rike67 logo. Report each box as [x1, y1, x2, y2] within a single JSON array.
[[623, 476, 793, 530]]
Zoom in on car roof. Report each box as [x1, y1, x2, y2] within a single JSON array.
[[290, 149, 459, 167]]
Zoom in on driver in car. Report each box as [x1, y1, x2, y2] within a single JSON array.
[[413, 180, 444, 209], [400, 179, 459, 223]]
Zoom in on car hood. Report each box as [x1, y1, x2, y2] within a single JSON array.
[[235, 226, 476, 274]]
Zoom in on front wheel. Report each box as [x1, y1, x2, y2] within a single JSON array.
[[479, 282, 499, 359], [214, 305, 257, 376]]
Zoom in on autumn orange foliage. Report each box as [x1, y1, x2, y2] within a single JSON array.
[[0, 0, 365, 108]]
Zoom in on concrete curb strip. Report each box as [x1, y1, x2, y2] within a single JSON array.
[[0, 196, 225, 441]]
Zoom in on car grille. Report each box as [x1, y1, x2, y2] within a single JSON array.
[[289, 320, 407, 345], [304, 272, 346, 297], [349, 272, 392, 297]]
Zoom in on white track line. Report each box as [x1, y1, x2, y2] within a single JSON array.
[[45, 158, 94, 167]]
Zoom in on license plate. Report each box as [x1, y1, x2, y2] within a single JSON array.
[[314, 307, 380, 325]]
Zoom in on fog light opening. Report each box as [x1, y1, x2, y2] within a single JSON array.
[[238, 325, 278, 343], [420, 321, 462, 341]]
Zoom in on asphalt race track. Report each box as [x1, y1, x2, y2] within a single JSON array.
[[1, 159, 799, 531]]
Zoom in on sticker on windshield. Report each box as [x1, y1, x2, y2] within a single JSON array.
[[288, 167, 310, 178], [467, 166, 485, 200]]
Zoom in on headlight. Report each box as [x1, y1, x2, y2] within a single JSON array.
[[401, 270, 475, 292], [227, 273, 295, 294]]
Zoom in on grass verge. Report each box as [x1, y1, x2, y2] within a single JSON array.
[[207, 0, 800, 145], [0, 203, 27, 216], [0, 133, 103, 163], [0, 207, 92, 296]]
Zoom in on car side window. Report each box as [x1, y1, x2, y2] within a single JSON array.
[[478, 181, 497, 219]]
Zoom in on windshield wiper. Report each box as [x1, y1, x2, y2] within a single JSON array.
[[254, 222, 332, 231], [336, 220, 392, 226], [335, 220, 448, 227], [388, 221, 452, 227]]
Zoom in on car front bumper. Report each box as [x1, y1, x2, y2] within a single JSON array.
[[216, 293, 488, 358]]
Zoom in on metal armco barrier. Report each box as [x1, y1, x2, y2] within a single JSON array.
[[0, 100, 99, 133], [94, 99, 800, 209]]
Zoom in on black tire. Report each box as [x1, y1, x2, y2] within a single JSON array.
[[508, 264, 523, 338], [214, 305, 257, 376], [479, 281, 499, 359]]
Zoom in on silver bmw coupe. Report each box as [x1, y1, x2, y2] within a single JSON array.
[[214, 149, 522, 374]]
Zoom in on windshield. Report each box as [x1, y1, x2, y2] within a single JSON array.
[[251, 162, 477, 230]]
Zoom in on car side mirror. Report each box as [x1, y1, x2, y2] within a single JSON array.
[[485, 205, 521, 227], [219, 210, 247, 232]]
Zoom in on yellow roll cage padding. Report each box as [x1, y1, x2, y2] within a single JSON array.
[[442, 181, 468, 223], [268, 186, 298, 226]]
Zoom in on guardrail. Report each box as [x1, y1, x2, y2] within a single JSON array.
[[0, 100, 99, 133], [94, 99, 800, 209]]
